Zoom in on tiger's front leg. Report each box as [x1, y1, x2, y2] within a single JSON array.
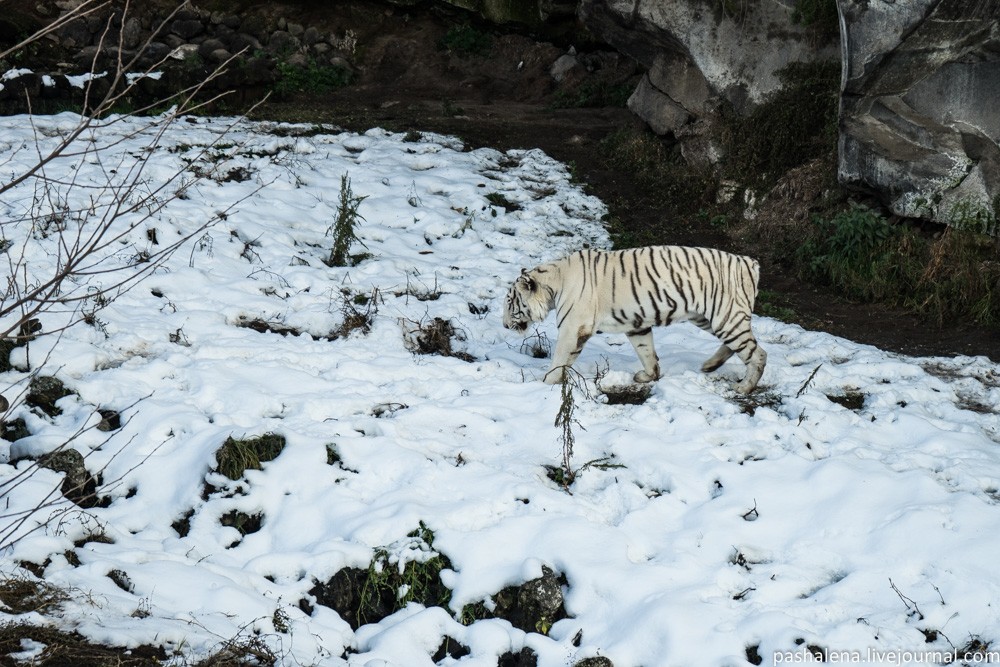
[[543, 324, 593, 384], [627, 328, 660, 383]]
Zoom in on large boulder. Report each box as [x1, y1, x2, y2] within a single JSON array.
[[579, 0, 838, 136], [838, 0, 1000, 230]]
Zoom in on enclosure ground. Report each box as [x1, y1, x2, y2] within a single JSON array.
[[256, 94, 1000, 363]]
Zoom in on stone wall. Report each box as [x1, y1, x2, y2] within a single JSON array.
[[838, 0, 1000, 229], [576, 0, 999, 229]]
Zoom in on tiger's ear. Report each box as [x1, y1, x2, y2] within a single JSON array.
[[516, 272, 537, 292]]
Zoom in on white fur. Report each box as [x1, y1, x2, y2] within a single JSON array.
[[503, 246, 767, 393]]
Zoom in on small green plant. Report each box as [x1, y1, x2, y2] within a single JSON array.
[[485, 192, 520, 211], [755, 290, 799, 322], [441, 98, 465, 117], [438, 24, 492, 56], [326, 173, 369, 267], [553, 372, 581, 489], [274, 60, 353, 97], [551, 80, 634, 109], [356, 523, 452, 627], [214, 433, 286, 480], [948, 198, 998, 236], [796, 204, 905, 298]]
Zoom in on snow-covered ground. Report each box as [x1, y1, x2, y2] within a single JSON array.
[[1, 113, 999, 667]]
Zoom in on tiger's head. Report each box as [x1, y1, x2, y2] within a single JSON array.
[[503, 269, 552, 332]]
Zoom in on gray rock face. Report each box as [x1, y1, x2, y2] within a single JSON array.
[[580, 0, 838, 136], [838, 0, 1000, 229]]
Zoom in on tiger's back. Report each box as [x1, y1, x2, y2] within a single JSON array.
[[570, 246, 760, 334]]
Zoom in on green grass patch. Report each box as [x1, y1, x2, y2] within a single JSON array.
[[794, 204, 1000, 327], [755, 290, 799, 322], [552, 80, 633, 109], [214, 432, 286, 480], [274, 60, 354, 97], [358, 524, 452, 624], [438, 24, 492, 57]]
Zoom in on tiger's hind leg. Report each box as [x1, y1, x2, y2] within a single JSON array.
[[691, 316, 734, 373], [734, 343, 766, 394], [627, 328, 660, 383], [709, 314, 766, 394], [701, 344, 735, 373]]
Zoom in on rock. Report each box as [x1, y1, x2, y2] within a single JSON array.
[[57, 17, 91, 49], [269, 29, 300, 54], [170, 18, 203, 40], [499, 648, 538, 667], [121, 16, 142, 49], [137, 41, 171, 67], [627, 72, 690, 136], [39, 448, 100, 507], [229, 33, 263, 56], [838, 0, 1000, 228], [303, 26, 322, 46], [575, 658, 613, 667], [550, 53, 580, 83], [206, 48, 233, 65], [0, 71, 42, 102], [197, 38, 226, 60], [491, 565, 567, 634], [26, 376, 72, 417], [580, 0, 838, 136], [167, 43, 199, 61]]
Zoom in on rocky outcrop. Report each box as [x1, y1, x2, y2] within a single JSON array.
[[579, 0, 839, 134], [579, 0, 999, 229], [838, 0, 1000, 230]]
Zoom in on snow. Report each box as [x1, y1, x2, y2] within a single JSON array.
[[1, 111, 999, 667]]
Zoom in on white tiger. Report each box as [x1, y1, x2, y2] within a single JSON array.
[[502, 246, 767, 394]]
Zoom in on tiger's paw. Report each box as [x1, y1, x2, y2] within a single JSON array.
[[633, 369, 660, 383]]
